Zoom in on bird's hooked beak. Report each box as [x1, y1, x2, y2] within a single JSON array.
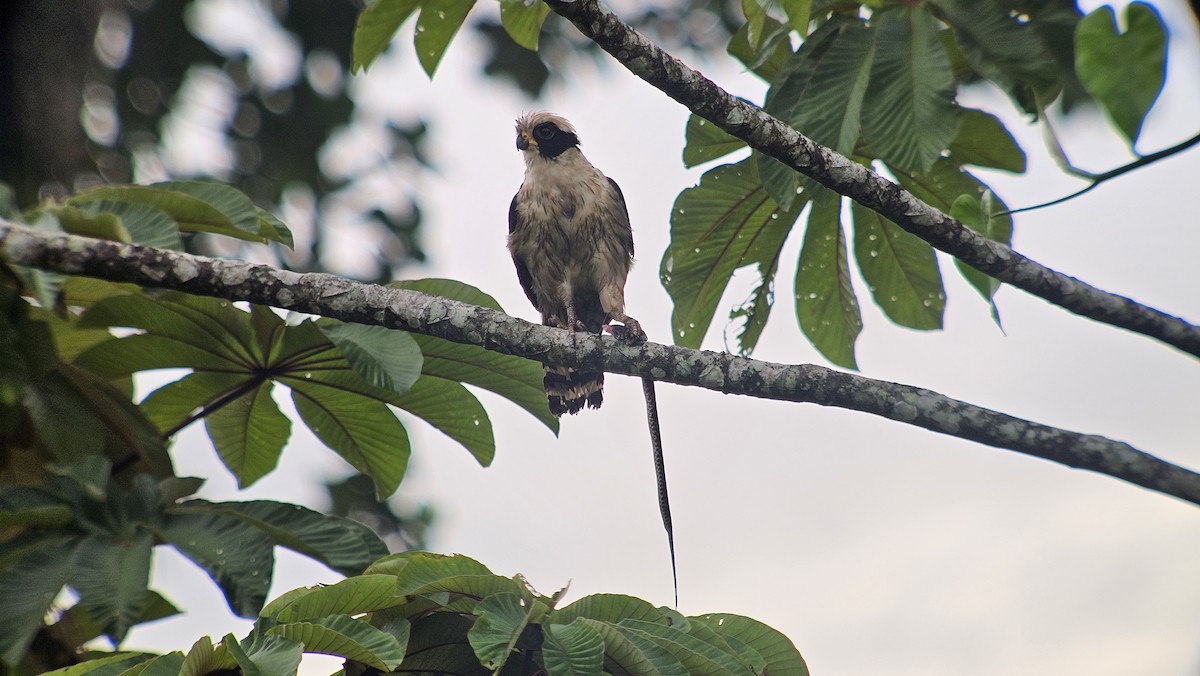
[[516, 130, 533, 151]]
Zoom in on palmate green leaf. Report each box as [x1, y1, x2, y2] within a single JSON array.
[[767, 16, 874, 157], [265, 574, 401, 622], [500, 0, 551, 51], [544, 619, 606, 676], [415, 0, 478, 78], [48, 591, 181, 651], [682, 114, 746, 168], [160, 508, 276, 617], [391, 377, 494, 467], [68, 182, 292, 247], [930, 0, 1068, 112], [947, 108, 1026, 173], [692, 614, 808, 676], [795, 195, 861, 369], [204, 380, 290, 487], [398, 613, 488, 675], [132, 652, 188, 676], [890, 159, 1012, 319], [576, 618, 686, 676], [78, 293, 257, 371], [71, 532, 154, 644], [139, 371, 273, 458], [48, 204, 132, 243], [180, 635, 235, 676], [1075, 2, 1166, 145], [72, 200, 184, 250], [39, 653, 151, 674], [318, 321, 423, 397], [81, 293, 419, 492], [727, 12, 793, 81], [268, 614, 406, 671], [617, 618, 753, 675], [391, 278, 558, 435], [288, 375, 411, 498], [850, 201, 944, 330], [225, 633, 303, 676], [860, 6, 960, 174], [759, 16, 874, 210], [682, 621, 764, 674], [660, 159, 804, 352], [780, 0, 812, 36], [25, 363, 171, 477], [184, 500, 387, 578], [352, 0, 421, 73], [467, 592, 531, 670], [949, 192, 1006, 327], [367, 550, 481, 576], [0, 536, 79, 666], [551, 594, 666, 627]]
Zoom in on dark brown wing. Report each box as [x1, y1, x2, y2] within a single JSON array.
[[607, 177, 635, 259], [508, 192, 539, 310]]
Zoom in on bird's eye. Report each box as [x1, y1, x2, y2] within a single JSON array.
[[535, 124, 556, 140]]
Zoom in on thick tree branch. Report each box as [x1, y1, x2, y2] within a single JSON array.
[[543, 0, 1200, 359], [2, 222, 1198, 507]]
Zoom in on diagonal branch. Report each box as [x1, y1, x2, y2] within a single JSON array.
[[542, 0, 1200, 359], [2, 221, 1198, 507]]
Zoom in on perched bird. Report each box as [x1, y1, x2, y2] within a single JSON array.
[[508, 111, 644, 415], [508, 112, 677, 605]]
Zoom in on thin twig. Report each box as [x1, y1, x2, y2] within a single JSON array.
[[1004, 130, 1200, 216]]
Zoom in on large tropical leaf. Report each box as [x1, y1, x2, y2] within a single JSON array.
[[682, 114, 747, 169], [890, 159, 1013, 317], [543, 619, 606, 676], [860, 6, 960, 174], [268, 615, 406, 672], [391, 278, 558, 435], [850, 202, 945, 330], [1074, 2, 1166, 145], [352, 0, 421, 72], [692, 614, 809, 676], [947, 108, 1026, 173], [660, 159, 805, 353], [414, 0, 477, 78], [794, 195, 861, 369], [500, 0, 551, 51]]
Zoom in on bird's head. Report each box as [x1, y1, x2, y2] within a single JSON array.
[[515, 112, 580, 160]]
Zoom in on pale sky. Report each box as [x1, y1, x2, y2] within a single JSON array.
[[123, 1, 1200, 674]]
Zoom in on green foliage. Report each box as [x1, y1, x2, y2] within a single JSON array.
[[670, 0, 1164, 366], [795, 194, 862, 368], [1075, 2, 1167, 145], [416, 0, 479, 77], [500, 0, 553, 51], [45, 552, 807, 675], [660, 159, 806, 356], [353, 0, 422, 72], [0, 182, 558, 669], [0, 465, 386, 667]]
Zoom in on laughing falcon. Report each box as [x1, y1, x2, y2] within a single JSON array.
[[508, 112, 645, 416]]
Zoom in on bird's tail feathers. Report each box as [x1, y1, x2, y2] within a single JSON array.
[[544, 366, 603, 416]]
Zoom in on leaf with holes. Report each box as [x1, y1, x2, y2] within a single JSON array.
[[660, 159, 804, 351]]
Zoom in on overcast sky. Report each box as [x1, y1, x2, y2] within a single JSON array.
[[124, 1, 1200, 674]]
